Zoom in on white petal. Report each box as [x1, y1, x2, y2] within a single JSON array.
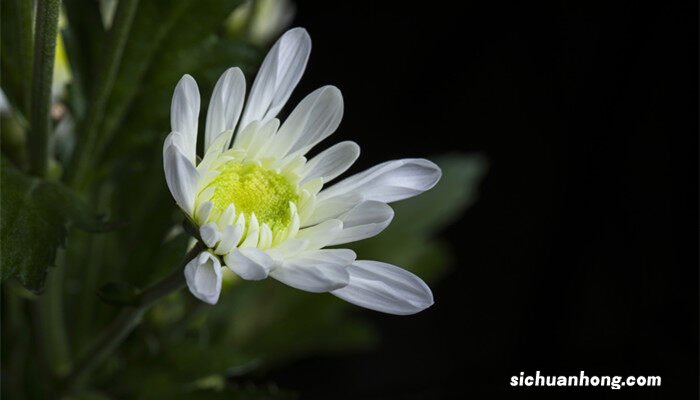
[[267, 86, 343, 158], [240, 230, 259, 248], [199, 222, 222, 248], [199, 130, 234, 171], [318, 158, 441, 204], [331, 260, 433, 315], [258, 223, 273, 249], [205, 67, 246, 152], [271, 238, 308, 259], [195, 201, 213, 225], [163, 141, 199, 215], [184, 252, 222, 305], [270, 249, 354, 293], [239, 27, 311, 130], [246, 118, 279, 159], [163, 131, 188, 160], [218, 204, 237, 228], [300, 141, 359, 185], [240, 213, 260, 248], [224, 247, 273, 280], [214, 224, 244, 255], [170, 75, 200, 162], [295, 219, 342, 250], [329, 201, 394, 245], [231, 120, 260, 151], [284, 201, 301, 238], [303, 192, 362, 227]]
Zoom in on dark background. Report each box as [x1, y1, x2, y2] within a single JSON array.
[[265, 1, 698, 398]]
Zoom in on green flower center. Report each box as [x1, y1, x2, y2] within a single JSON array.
[[204, 162, 298, 232]]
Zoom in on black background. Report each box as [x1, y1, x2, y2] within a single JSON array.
[[265, 1, 698, 398]]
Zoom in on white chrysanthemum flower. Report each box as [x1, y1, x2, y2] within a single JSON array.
[[164, 28, 441, 315]]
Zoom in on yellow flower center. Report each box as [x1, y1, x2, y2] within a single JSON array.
[[204, 162, 298, 232]]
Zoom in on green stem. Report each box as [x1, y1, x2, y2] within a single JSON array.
[[63, 242, 205, 390], [66, 0, 140, 188], [27, 0, 60, 177], [3, 0, 35, 119], [39, 262, 71, 377], [30, 295, 52, 398], [76, 185, 113, 345], [6, 287, 29, 398]]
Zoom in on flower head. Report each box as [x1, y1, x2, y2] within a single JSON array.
[[164, 28, 441, 315]]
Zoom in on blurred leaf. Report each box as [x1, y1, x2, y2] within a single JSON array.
[[0, 159, 112, 292], [62, 0, 106, 117], [114, 36, 260, 148], [107, 282, 376, 393], [1, 0, 34, 118], [99, 0, 249, 153], [195, 280, 377, 366], [97, 281, 140, 306], [64, 391, 113, 400], [105, 338, 295, 400], [160, 342, 259, 379], [132, 376, 297, 400], [166, 385, 298, 400]]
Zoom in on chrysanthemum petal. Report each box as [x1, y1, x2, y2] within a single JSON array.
[[296, 219, 342, 249], [195, 201, 214, 225], [214, 224, 244, 255], [246, 118, 279, 159], [163, 141, 199, 215], [270, 249, 354, 292], [199, 222, 222, 248], [231, 120, 260, 153], [300, 141, 359, 185], [199, 131, 233, 172], [303, 192, 361, 227], [318, 158, 442, 204], [170, 74, 200, 162], [270, 238, 308, 259], [205, 67, 246, 152], [238, 27, 311, 131], [331, 260, 434, 315], [267, 85, 343, 158], [184, 252, 222, 305], [329, 201, 394, 245], [224, 247, 273, 280]]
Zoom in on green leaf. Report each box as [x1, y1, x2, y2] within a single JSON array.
[[0, 159, 113, 292]]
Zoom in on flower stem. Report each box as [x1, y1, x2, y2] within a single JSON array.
[[27, 0, 60, 177], [63, 241, 205, 391], [66, 0, 139, 188]]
